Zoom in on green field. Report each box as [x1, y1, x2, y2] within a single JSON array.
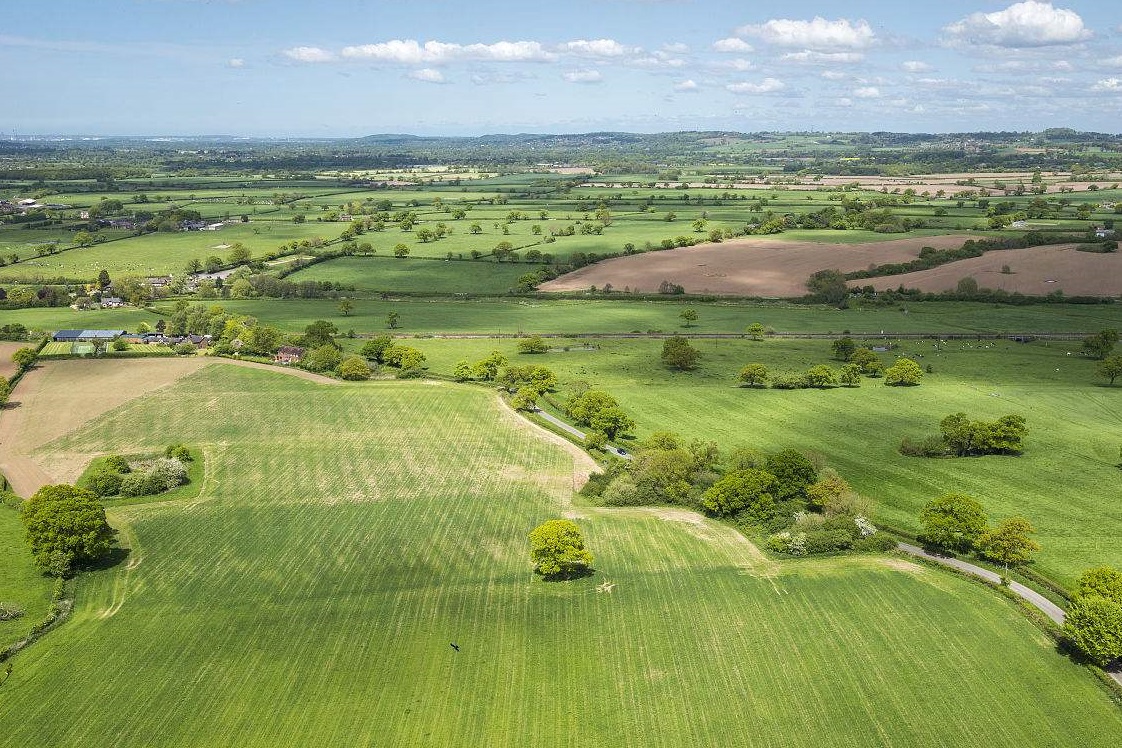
[[405, 336, 1122, 585], [0, 505, 55, 651], [286, 256, 547, 294], [1, 364, 1119, 746]]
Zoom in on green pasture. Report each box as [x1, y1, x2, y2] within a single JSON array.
[[0, 505, 55, 651], [165, 297, 1122, 337], [286, 256, 548, 294], [0, 364, 1119, 746], [408, 335, 1122, 585]]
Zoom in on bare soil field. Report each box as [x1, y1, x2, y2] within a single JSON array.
[[0, 342, 24, 379], [870, 244, 1122, 297], [540, 235, 973, 297], [0, 358, 210, 496]]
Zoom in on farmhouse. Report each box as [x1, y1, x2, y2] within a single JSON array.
[[53, 329, 127, 342], [99, 296, 126, 308], [274, 346, 305, 364]]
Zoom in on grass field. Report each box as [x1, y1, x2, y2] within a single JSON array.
[[406, 336, 1122, 586], [286, 256, 547, 294], [144, 297, 1122, 337], [0, 505, 55, 651], [0, 364, 1119, 746]]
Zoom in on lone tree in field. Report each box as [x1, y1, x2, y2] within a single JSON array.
[[529, 519, 593, 580], [338, 299, 354, 317], [1081, 328, 1118, 360], [884, 357, 923, 386], [21, 484, 116, 576], [661, 336, 700, 371], [679, 308, 699, 328], [746, 322, 766, 341], [517, 335, 548, 354], [1098, 355, 1122, 386], [918, 493, 988, 554], [386, 311, 400, 330], [831, 337, 855, 361]]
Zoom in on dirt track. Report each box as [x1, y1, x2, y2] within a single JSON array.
[[540, 235, 973, 296]]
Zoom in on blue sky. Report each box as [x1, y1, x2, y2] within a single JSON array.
[[2, 0, 1121, 136]]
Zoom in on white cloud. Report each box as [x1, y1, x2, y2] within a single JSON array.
[[713, 37, 753, 53], [820, 70, 847, 80], [943, 2, 1091, 48], [562, 39, 633, 57], [1092, 78, 1122, 91], [563, 69, 603, 84], [227, 58, 245, 68], [721, 58, 756, 71], [409, 68, 446, 84], [340, 39, 555, 64], [902, 60, 933, 73], [283, 46, 335, 63], [726, 77, 786, 94], [836, 97, 853, 107], [663, 43, 690, 54], [674, 79, 700, 92], [781, 51, 864, 64], [1103, 55, 1122, 69], [738, 17, 875, 50], [853, 86, 881, 98]]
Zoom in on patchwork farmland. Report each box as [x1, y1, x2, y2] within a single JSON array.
[[0, 364, 1119, 747]]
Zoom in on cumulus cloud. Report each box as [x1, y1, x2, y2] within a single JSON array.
[[726, 77, 786, 94], [853, 86, 881, 98], [674, 79, 699, 92], [943, 1, 1091, 48], [562, 39, 633, 57], [227, 58, 245, 68], [1092, 78, 1121, 91], [408, 68, 446, 83], [738, 17, 875, 50], [902, 60, 933, 73], [340, 39, 555, 64], [713, 37, 754, 53], [563, 69, 603, 84], [781, 51, 864, 64], [283, 46, 335, 63]]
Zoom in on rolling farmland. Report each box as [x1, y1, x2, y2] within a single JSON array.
[[0, 364, 1119, 746]]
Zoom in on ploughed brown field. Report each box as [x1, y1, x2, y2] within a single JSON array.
[[0, 342, 23, 379], [542, 236, 1122, 298], [539, 235, 974, 297], [870, 244, 1122, 296]]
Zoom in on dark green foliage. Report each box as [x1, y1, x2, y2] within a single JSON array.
[[86, 468, 123, 497], [805, 269, 849, 304], [303, 344, 344, 373], [831, 337, 855, 361], [338, 355, 372, 380], [918, 493, 988, 553], [884, 357, 923, 386], [302, 319, 339, 349], [21, 484, 116, 575], [498, 365, 557, 394], [939, 413, 1027, 456], [803, 529, 856, 554], [701, 469, 776, 518], [1062, 596, 1122, 667], [359, 335, 394, 363], [119, 471, 167, 498], [854, 534, 898, 552], [765, 449, 818, 502]]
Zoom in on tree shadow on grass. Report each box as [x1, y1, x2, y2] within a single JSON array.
[[538, 566, 595, 582], [79, 546, 131, 574]]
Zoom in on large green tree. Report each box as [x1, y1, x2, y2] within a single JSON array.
[[975, 516, 1040, 568], [884, 357, 923, 386], [529, 520, 593, 579], [1098, 355, 1122, 386], [1081, 329, 1118, 360], [918, 493, 988, 553], [701, 469, 777, 518], [661, 336, 700, 371], [737, 363, 769, 388], [1063, 596, 1122, 667], [21, 484, 116, 576]]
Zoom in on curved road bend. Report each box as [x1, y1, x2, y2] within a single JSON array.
[[898, 543, 1122, 686], [525, 411, 1119, 685]]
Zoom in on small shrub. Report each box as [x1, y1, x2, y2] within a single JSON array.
[[174, 342, 197, 356], [104, 455, 131, 473], [149, 458, 188, 490], [804, 529, 855, 554], [0, 603, 25, 621], [86, 468, 123, 497], [119, 471, 163, 497], [854, 534, 897, 553], [163, 444, 193, 462]]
